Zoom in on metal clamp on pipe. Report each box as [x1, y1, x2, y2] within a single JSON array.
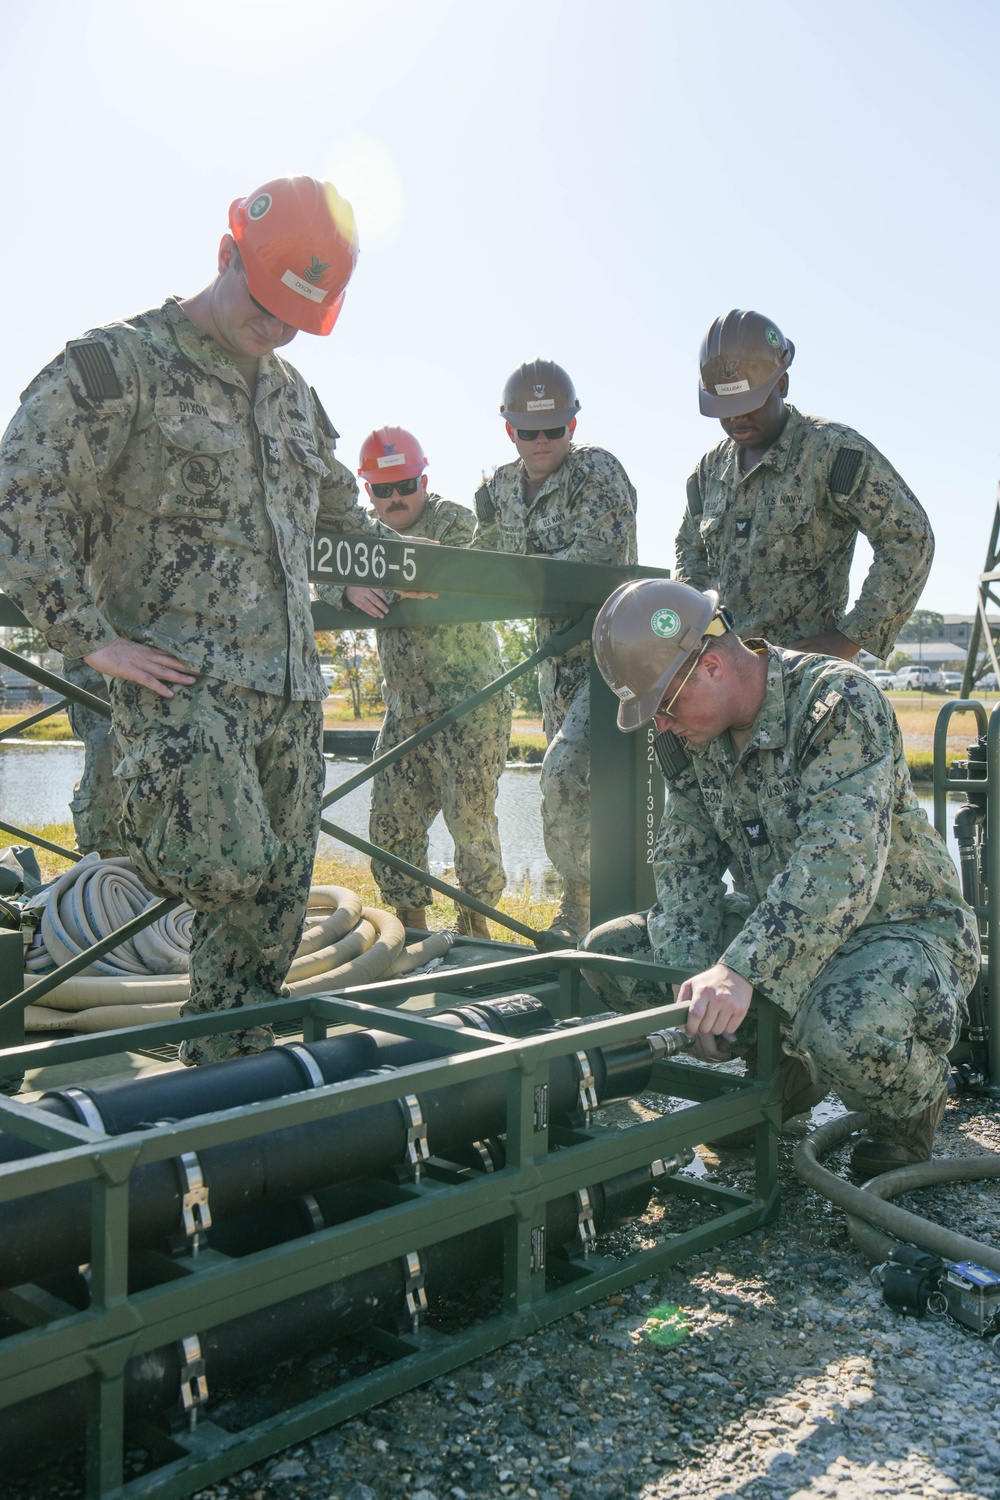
[[58, 1087, 107, 1133], [572, 1051, 598, 1125], [284, 1043, 326, 1090], [402, 1250, 428, 1335], [399, 1095, 430, 1181], [173, 1150, 212, 1256], [575, 1187, 597, 1255], [178, 1334, 208, 1432], [299, 1194, 326, 1233]]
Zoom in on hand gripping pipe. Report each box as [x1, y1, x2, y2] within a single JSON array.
[[0, 997, 684, 1286]]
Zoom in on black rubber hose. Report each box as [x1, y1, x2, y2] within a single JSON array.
[[0, 1024, 658, 1286], [792, 1111, 1000, 1271], [0, 1165, 656, 1474]]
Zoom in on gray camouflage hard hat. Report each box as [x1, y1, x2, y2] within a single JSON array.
[[593, 579, 723, 731], [500, 359, 581, 428], [698, 310, 795, 418]]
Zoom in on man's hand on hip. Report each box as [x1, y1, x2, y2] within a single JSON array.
[[679, 963, 753, 1062], [84, 640, 199, 697]]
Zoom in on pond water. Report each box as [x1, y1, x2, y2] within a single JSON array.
[[0, 741, 964, 899], [0, 743, 554, 896]]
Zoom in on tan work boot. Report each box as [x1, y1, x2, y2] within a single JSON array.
[[546, 880, 591, 946], [850, 1086, 949, 1178], [456, 907, 491, 940], [395, 906, 429, 932], [707, 1051, 828, 1148]]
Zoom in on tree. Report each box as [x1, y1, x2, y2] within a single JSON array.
[[906, 608, 944, 644], [317, 629, 383, 719], [9, 625, 51, 664], [495, 618, 542, 717]]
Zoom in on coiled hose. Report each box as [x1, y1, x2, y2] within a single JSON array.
[[793, 1110, 1000, 1272], [21, 855, 454, 1033]]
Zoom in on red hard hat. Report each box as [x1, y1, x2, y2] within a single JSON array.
[[358, 426, 428, 482], [229, 176, 359, 336]]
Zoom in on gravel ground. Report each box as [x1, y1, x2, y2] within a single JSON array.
[[10, 1087, 1000, 1500]]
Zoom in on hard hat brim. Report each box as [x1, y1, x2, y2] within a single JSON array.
[[699, 365, 785, 419], [501, 407, 580, 429]]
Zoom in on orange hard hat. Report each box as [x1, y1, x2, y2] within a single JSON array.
[[358, 426, 428, 483], [229, 176, 359, 336]]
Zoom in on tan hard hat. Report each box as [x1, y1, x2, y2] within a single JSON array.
[[698, 310, 794, 418], [593, 579, 728, 731], [500, 359, 581, 428]]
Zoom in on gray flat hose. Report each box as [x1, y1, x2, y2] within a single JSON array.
[[793, 1111, 1000, 1272]]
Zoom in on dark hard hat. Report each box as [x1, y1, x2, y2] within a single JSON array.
[[699, 310, 794, 418], [593, 579, 724, 731], [500, 359, 581, 428]]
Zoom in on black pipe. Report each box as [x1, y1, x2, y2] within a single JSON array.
[[0, 1006, 660, 1286], [0, 994, 557, 1166], [0, 1166, 656, 1474]]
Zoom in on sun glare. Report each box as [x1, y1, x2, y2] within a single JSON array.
[[326, 137, 406, 255]]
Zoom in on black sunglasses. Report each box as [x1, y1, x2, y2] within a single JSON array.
[[370, 477, 420, 499], [516, 426, 567, 441]]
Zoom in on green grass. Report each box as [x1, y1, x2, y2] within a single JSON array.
[[0, 709, 75, 742]]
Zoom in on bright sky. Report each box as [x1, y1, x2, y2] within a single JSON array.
[[1, 0, 996, 618]]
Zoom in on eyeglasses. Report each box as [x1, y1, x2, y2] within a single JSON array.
[[515, 426, 567, 441], [370, 477, 420, 499], [654, 644, 708, 723]]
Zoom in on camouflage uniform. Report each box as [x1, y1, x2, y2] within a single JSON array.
[[583, 648, 980, 1120], [675, 404, 934, 657], [474, 444, 637, 881], [364, 496, 512, 910], [62, 656, 121, 855], [0, 298, 374, 1063]]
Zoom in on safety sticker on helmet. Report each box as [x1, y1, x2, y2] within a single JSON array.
[[651, 609, 681, 639]]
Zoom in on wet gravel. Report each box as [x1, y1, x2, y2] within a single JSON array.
[[9, 1091, 1000, 1500]]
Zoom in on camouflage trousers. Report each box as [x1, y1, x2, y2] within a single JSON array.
[[110, 677, 325, 1066], [581, 909, 966, 1121], [369, 692, 511, 910], [539, 677, 590, 886], [63, 657, 121, 855]]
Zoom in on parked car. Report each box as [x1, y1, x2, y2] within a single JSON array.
[[865, 669, 894, 688], [940, 672, 963, 692], [888, 665, 945, 691]]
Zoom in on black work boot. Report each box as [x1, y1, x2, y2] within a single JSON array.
[[850, 1086, 949, 1178], [707, 1051, 828, 1149]]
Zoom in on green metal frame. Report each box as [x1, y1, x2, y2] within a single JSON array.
[[0, 954, 782, 1500], [0, 547, 779, 1497], [961, 484, 1000, 697], [311, 537, 668, 928], [932, 697, 999, 1082]]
